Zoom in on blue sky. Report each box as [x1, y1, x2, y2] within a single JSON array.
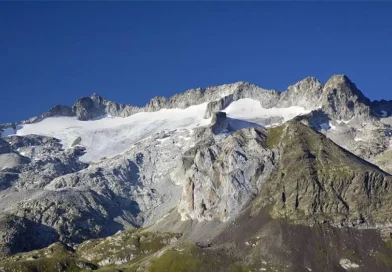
[[1, 2, 392, 123]]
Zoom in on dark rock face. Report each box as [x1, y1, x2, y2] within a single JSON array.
[[7, 134, 62, 150], [47, 105, 74, 117], [71, 94, 141, 120], [73, 97, 96, 120], [204, 95, 234, 119], [210, 112, 229, 134], [0, 139, 11, 155], [0, 214, 58, 257]]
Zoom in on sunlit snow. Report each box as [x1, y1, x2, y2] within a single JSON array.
[[223, 98, 310, 126], [2, 98, 313, 163], [3, 103, 210, 162], [337, 119, 352, 125]]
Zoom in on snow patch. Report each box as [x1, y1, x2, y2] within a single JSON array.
[[222, 98, 310, 125], [381, 110, 388, 117], [339, 258, 360, 270], [337, 119, 352, 125], [354, 138, 363, 142], [2, 103, 210, 162], [156, 137, 170, 143]]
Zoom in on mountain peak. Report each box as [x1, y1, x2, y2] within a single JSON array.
[[320, 74, 371, 120], [297, 76, 321, 84], [327, 73, 351, 83], [324, 74, 366, 100], [90, 93, 102, 99]]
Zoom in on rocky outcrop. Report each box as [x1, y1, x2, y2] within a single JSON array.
[[204, 95, 234, 119], [0, 214, 58, 257], [1, 135, 87, 190], [278, 76, 324, 108], [0, 139, 10, 154], [321, 75, 371, 120], [72, 94, 142, 120], [0, 124, 202, 254], [210, 112, 230, 134], [255, 121, 392, 226], [178, 127, 276, 221], [1, 74, 386, 131]]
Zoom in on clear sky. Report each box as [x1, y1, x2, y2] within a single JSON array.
[[1, 2, 392, 123]]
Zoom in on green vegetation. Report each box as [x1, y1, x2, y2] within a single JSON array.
[[77, 230, 181, 265], [373, 150, 392, 174], [0, 243, 93, 272], [267, 125, 285, 148], [149, 244, 202, 272], [0, 230, 256, 272], [385, 238, 392, 250], [0, 230, 182, 272], [149, 244, 253, 272], [374, 251, 392, 268]]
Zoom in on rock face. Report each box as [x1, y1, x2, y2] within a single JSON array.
[[0, 129, 193, 251], [255, 122, 392, 227], [72, 93, 141, 120], [321, 75, 371, 120], [210, 112, 230, 134], [0, 214, 58, 256], [178, 127, 275, 221], [0, 74, 371, 126], [1, 74, 392, 271]]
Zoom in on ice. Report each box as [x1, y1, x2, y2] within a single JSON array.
[[222, 98, 310, 125], [2, 103, 210, 162], [1, 99, 313, 163]]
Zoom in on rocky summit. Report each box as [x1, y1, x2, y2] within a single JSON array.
[[1, 74, 392, 271]]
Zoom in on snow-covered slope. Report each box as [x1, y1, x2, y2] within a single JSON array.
[[4, 103, 210, 162], [2, 98, 314, 163], [223, 98, 311, 127]]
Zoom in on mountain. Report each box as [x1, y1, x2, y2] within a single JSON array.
[[0, 75, 392, 271]]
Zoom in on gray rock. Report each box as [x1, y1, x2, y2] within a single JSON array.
[[2, 73, 392, 259], [210, 112, 229, 134], [321, 75, 371, 120], [178, 127, 276, 221]]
